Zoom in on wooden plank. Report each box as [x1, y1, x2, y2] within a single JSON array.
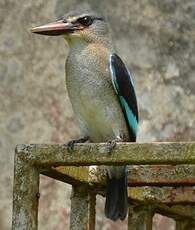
[[70, 185, 96, 230], [13, 142, 195, 229], [41, 166, 90, 185], [12, 153, 40, 230], [155, 204, 195, 220], [128, 186, 195, 204], [128, 165, 195, 186], [16, 142, 195, 166], [42, 165, 195, 186]]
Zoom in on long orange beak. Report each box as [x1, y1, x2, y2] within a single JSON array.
[[31, 20, 76, 36]]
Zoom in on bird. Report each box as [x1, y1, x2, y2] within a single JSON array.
[[31, 8, 139, 221]]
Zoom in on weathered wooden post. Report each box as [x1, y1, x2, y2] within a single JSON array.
[[128, 204, 153, 230], [12, 146, 40, 230], [70, 185, 96, 230]]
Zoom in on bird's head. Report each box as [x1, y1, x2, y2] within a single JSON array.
[[31, 9, 111, 46]]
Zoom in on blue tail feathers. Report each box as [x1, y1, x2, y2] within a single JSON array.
[[105, 167, 128, 221]]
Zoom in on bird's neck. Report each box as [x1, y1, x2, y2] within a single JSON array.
[[66, 38, 90, 56], [65, 39, 113, 71], [65, 34, 113, 50]]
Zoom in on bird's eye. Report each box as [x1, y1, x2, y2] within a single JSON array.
[[77, 16, 93, 27]]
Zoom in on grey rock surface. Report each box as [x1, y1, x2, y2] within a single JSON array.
[[1, 0, 195, 229]]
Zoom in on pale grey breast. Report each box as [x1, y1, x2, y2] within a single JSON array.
[[65, 43, 129, 142]]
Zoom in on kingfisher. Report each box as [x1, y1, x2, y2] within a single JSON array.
[[32, 8, 139, 221]]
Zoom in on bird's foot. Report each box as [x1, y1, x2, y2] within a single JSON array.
[[107, 137, 122, 154], [67, 136, 89, 152]]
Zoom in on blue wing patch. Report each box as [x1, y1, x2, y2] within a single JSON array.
[[110, 53, 139, 140]]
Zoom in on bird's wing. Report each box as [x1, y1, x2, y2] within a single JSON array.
[[109, 53, 138, 141]]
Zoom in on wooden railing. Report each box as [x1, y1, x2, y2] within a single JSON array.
[[12, 142, 195, 229]]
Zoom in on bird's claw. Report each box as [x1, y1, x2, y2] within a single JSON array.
[[67, 136, 89, 152], [107, 140, 117, 154], [67, 140, 76, 152], [107, 136, 123, 154]]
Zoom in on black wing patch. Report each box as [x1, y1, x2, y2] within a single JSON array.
[[110, 53, 139, 140]]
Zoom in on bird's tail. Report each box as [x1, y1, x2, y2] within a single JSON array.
[[105, 167, 128, 221]]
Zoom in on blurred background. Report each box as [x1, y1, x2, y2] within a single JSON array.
[[1, 0, 195, 229]]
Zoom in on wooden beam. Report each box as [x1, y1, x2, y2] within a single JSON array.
[[13, 142, 195, 229], [127, 165, 195, 186], [155, 204, 195, 221], [70, 185, 96, 230], [128, 204, 153, 230], [12, 154, 39, 230], [42, 164, 195, 186], [128, 186, 195, 204], [16, 142, 195, 166]]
